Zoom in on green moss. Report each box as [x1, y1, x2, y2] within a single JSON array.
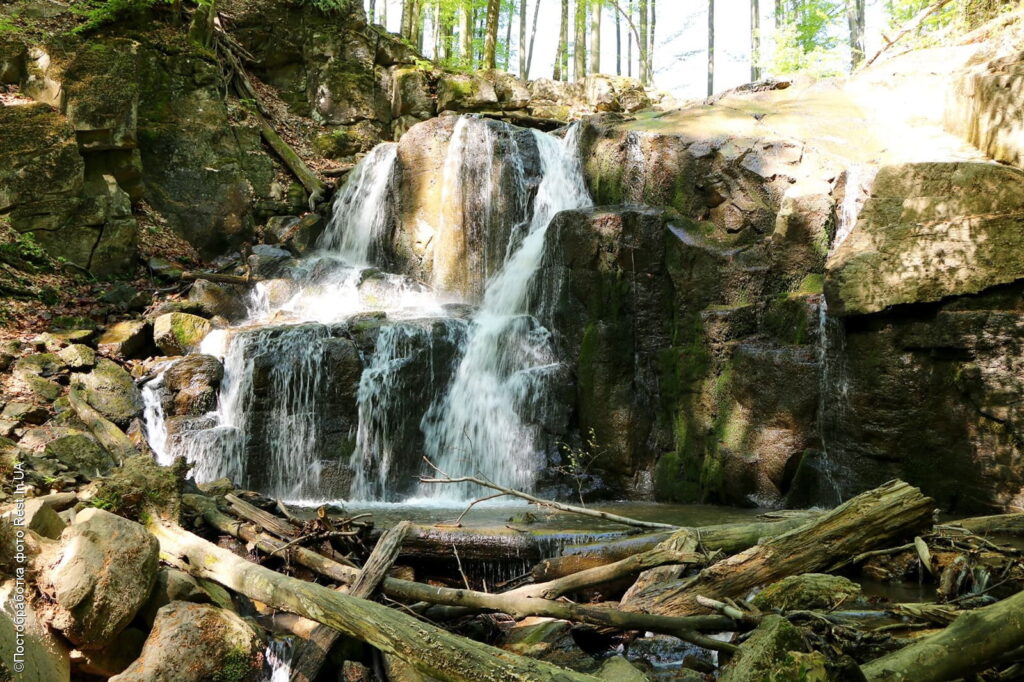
[[764, 295, 813, 346], [211, 647, 256, 682], [795, 273, 824, 296]]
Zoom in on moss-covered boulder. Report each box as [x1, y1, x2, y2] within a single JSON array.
[[97, 320, 152, 359], [153, 313, 213, 355], [43, 433, 116, 478], [752, 573, 862, 611], [109, 602, 264, 682], [719, 615, 812, 682], [71, 358, 144, 427], [87, 454, 185, 521], [436, 72, 499, 112], [162, 354, 224, 416], [826, 162, 1024, 316]]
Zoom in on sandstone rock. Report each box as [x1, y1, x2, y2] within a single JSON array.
[[97, 320, 152, 359], [826, 162, 1024, 316], [391, 66, 437, 119], [752, 574, 861, 611], [436, 72, 498, 112], [34, 507, 159, 649], [109, 602, 264, 682], [0, 579, 71, 682], [17, 497, 68, 539], [945, 51, 1024, 168], [153, 313, 213, 355], [162, 354, 224, 416], [71, 358, 144, 426]]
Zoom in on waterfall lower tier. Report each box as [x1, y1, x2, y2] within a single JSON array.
[[143, 116, 592, 503]]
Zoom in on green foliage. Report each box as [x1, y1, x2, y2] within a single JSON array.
[[298, 0, 349, 11], [767, 21, 846, 77], [71, 0, 170, 33], [0, 15, 17, 34], [0, 231, 48, 265], [556, 428, 604, 505]]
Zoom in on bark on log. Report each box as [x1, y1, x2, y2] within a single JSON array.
[[861, 589, 1024, 681], [533, 513, 821, 580], [150, 520, 602, 682], [948, 513, 1024, 536], [225, 492, 300, 539], [625, 480, 934, 617], [290, 521, 412, 682], [185, 495, 737, 647]]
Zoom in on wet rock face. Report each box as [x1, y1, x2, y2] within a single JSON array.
[[824, 283, 1024, 513], [391, 116, 544, 301]]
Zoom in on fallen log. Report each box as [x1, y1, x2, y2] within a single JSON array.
[[533, 512, 822, 581], [185, 495, 738, 647], [150, 520, 602, 682], [290, 521, 412, 682], [947, 513, 1024, 536], [181, 271, 261, 286], [625, 480, 934, 617], [225, 492, 300, 539], [861, 589, 1024, 681]]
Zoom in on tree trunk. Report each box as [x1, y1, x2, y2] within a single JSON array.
[[589, 0, 602, 74], [483, 0, 500, 69], [527, 0, 541, 77], [150, 521, 602, 682], [574, 0, 588, 80], [627, 0, 633, 76], [459, 4, 473, 67], [638, 0, 648, 84], [519, 0, 528, 76], [861, 589, 1024, 681], [188, 0, 217, 47], [368, 0, 376, 23], [555, 0, 569, 79], [626, 480, 934, 617], [647, 0, 655, 82], [707, 0, 715, 95], [847, 0, 865, 68], [615, 4, 621, 74], [863, 0, 955, 67], [950, 513, 1024, 536], [401, 0, 414, 39], [503, 1, 514, 70], [533, 512, 822, 580], [751, 0, 761, 80]]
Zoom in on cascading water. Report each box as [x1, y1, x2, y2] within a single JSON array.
[[262, 638, 294, 682], [143, 115, 591, 504], [420, 125, 592, 498], [815, 165, 875, 503]]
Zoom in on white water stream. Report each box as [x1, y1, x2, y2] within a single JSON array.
[[143, 116, 591, 503]]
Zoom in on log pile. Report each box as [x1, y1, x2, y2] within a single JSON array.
[[117, 477, 1024, 680]]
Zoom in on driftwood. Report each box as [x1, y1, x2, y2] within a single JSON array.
[[861, 589, 1024, 681], [533, 512, 821, 580], [150, 520, 602, 682], [420, 464, 678, 531], [225, 492, 299, 539], [290, 521, 412, 682], [181, 271, 261, 286], [185, 495, 738, 648], [625, 480, 934, 617]]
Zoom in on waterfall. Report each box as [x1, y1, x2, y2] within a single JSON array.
[[420, 125, 592, 498], [262, 638, 293, 682], [317, 142, 398, 263], [140, 367, 170, 465], [815, 165, 875, 504]]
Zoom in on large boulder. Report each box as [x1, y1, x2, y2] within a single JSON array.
[[826, 162, 1024, 316], [109, 602, 264, 682], [162, 354, 224, 416], [97, 320, 152, 359], [70, 358, 144, 426], [34, 508, 159, 649], [436, 72, 498, 112], [0, 579, 71, 682]]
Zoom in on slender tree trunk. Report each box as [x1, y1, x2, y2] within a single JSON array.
[[707, 0, 715, 96], [847, 0, 866, 69], [483, 0, 500, 69], [527, 0, 541, 77], [504, 0, 514, 70], [751, 0, 761, 80], [413, 0, 424, 52], [648, 0, 655, 82], [188, 0, 217, 47], [401, 0, 413, 39], [555, 0, 569, 79], [638, 0, 648, 85], [627, 0, 633, 76], [589, 0, 602, 74], [574, 0, 588, 80], [382, 0, 388, 28], [519, 0, 528, 76], [615, 4, 621, 74], [368, 0, 377, 23], [775, 0, 784, 26], [459, 4, 473, 67]]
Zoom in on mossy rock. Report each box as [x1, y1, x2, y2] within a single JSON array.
[[43, 433, 115, 478], [71, 358, 144, 427], [88, 454, 186, 521], [752, 573, 861, 611], [152, 312, 212, 355], [719, 615, 810, 682]]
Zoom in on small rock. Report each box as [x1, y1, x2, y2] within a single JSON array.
[[24, 375, 64, 402], [147, 256, 183, 281], [153, 313, 212, 355], [163, 355, 224, 416], [13, 353, 66, 379], [197, 477, 235, 497], [18, 497, 68, 539], [34, 507, 159, 649], [597, 656, 649, 682], [0, 579, 72, 682], [57, 344, 97, 369], [49, 315, 97, 334], [139, 567, 212, 626], [109, 603, 264, 682], [97, 320, 152, 360], [71, 358, 144, 426], [187, 279, 247, 321], [99, 284, 150, 311], [251, 243, 292, 258]]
